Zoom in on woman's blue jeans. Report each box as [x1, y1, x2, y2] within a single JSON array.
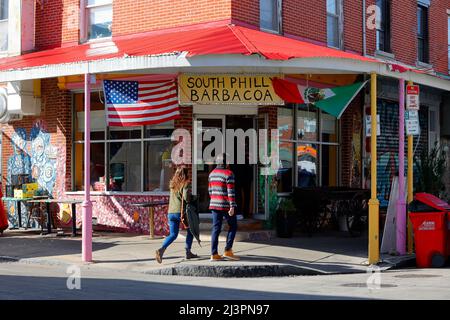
[[162, 213, 193, 250]]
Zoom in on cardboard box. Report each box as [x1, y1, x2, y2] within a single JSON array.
[[14, 188, 34, 199], [14, 189, 23, 198]]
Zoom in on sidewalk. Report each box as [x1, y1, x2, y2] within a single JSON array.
[[0, 229, 415, 277]]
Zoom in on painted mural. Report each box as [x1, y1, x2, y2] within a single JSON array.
[[6, 121, 59, 229], [70, 195, 170, 236], [6, 128, 31, 229], [30, 121, 58, 195], [350, 110, 362, 188]]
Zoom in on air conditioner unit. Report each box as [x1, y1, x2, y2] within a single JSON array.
[[0, 80, 41, 123]]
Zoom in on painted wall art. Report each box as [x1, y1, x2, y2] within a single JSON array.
[[6, 121, 59, 229]]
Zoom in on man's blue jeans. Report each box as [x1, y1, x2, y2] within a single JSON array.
[[162, 213, 193, 250], [211, 210, 238, 255]]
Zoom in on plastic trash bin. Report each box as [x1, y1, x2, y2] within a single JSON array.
[[447, 213, 450, 257], [409, 193, 450, 268]]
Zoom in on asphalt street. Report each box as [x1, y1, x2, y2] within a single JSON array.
[[0, 261, 449, 300]]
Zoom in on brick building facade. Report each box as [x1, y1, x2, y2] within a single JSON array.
[[1, 0, 449, 235]]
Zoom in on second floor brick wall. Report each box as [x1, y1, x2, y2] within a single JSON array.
[[35, 0, 80, 50], [429, 0, 449, 74], [32, 0, 450, 74], [112, 0, 232, 37]]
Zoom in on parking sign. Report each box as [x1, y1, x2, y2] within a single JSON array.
[[406, 85, 420, 110]]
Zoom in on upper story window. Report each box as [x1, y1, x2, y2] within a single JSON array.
[[376, 0, 391, 53], [0, 0, 8, 52], [260, 0, 282, 34], [86, 0, 112, 41], [327, 0, 342, 48], [417, 4, 429, 63]]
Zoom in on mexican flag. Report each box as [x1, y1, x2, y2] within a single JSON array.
[[272, 77, 368, 119]]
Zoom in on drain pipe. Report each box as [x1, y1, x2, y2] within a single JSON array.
[[362, 0, 367, 56]]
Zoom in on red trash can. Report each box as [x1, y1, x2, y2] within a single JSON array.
[[409, 193, 450, 268], [0, 187, 8, 234], [447, 214, 450, 257]]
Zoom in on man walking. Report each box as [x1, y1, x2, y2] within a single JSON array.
[[208, 153, 239, 261]]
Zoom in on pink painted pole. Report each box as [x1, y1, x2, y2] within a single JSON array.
[[82, 73, 93, 262], [397, 78, 406, 255]]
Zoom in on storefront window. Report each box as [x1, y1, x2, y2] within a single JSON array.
[[108, 142, 141, 192], [73, 143, 106, 191], [145, 121, 175, 138], [277, 103, 339, 193], [109, 126, 141, 140], [297, 143, 318, 187], [321, 113, 338, 142], [297, 105, 318, 141], [74, 93, 106, 141], [277, 142, 294, 193], [277, 106, 294, 140], [144, 139, 173, 192], [321, 144, 338, 186], [73, 92, 174, 193]]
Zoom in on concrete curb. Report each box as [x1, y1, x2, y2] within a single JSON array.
[[0, 255, 72, 267], [0, 256, 19, 263], [0, 254, 417, 278], [144, 264, 325, 277], [378, 255, 417, 270]]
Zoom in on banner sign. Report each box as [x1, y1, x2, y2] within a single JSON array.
[[405, 110, 420, 136], [178, 74, 284, 105], [406, 85, 420, 110]]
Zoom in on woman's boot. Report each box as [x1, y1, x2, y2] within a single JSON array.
[[186, 249, 199, 259], [155, 247, 165, 264]]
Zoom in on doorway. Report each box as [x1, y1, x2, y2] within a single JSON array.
[[227, 115, 255, 219], [193, 115, 256, 218]]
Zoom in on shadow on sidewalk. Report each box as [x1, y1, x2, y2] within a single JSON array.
[[0, 231, 116, 260], [233, 255, 366, 273], [0, 273, 370, 300], [241, 232, 368, 259]]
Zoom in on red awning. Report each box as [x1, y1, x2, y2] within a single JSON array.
[[0, 23, 377, 73]]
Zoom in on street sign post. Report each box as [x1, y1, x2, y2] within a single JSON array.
[[405, 110, 420, 136], [406, 85, 420, 110]]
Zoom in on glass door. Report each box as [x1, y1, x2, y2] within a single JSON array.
[[193, 115, 225, 213]]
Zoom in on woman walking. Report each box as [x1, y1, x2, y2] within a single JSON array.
[[155, 166, 198, 263]]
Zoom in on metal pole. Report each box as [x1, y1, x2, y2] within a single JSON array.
[[407, 81, 414, 254], [397, 78, 406, 255], [82, 73, 93, 262], [368, 72, 380, 265]]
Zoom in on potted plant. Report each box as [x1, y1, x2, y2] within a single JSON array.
[[275, 196, 297, 238], [415, 142, 447, 198]]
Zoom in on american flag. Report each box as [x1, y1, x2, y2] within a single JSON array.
[[103, 79, 180, 127]]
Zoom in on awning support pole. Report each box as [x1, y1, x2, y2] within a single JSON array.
[[82, 73, 93, 262], [368, 72, 380, 265], [407, 81, 414, 254], [397, 78, 406, 255]]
